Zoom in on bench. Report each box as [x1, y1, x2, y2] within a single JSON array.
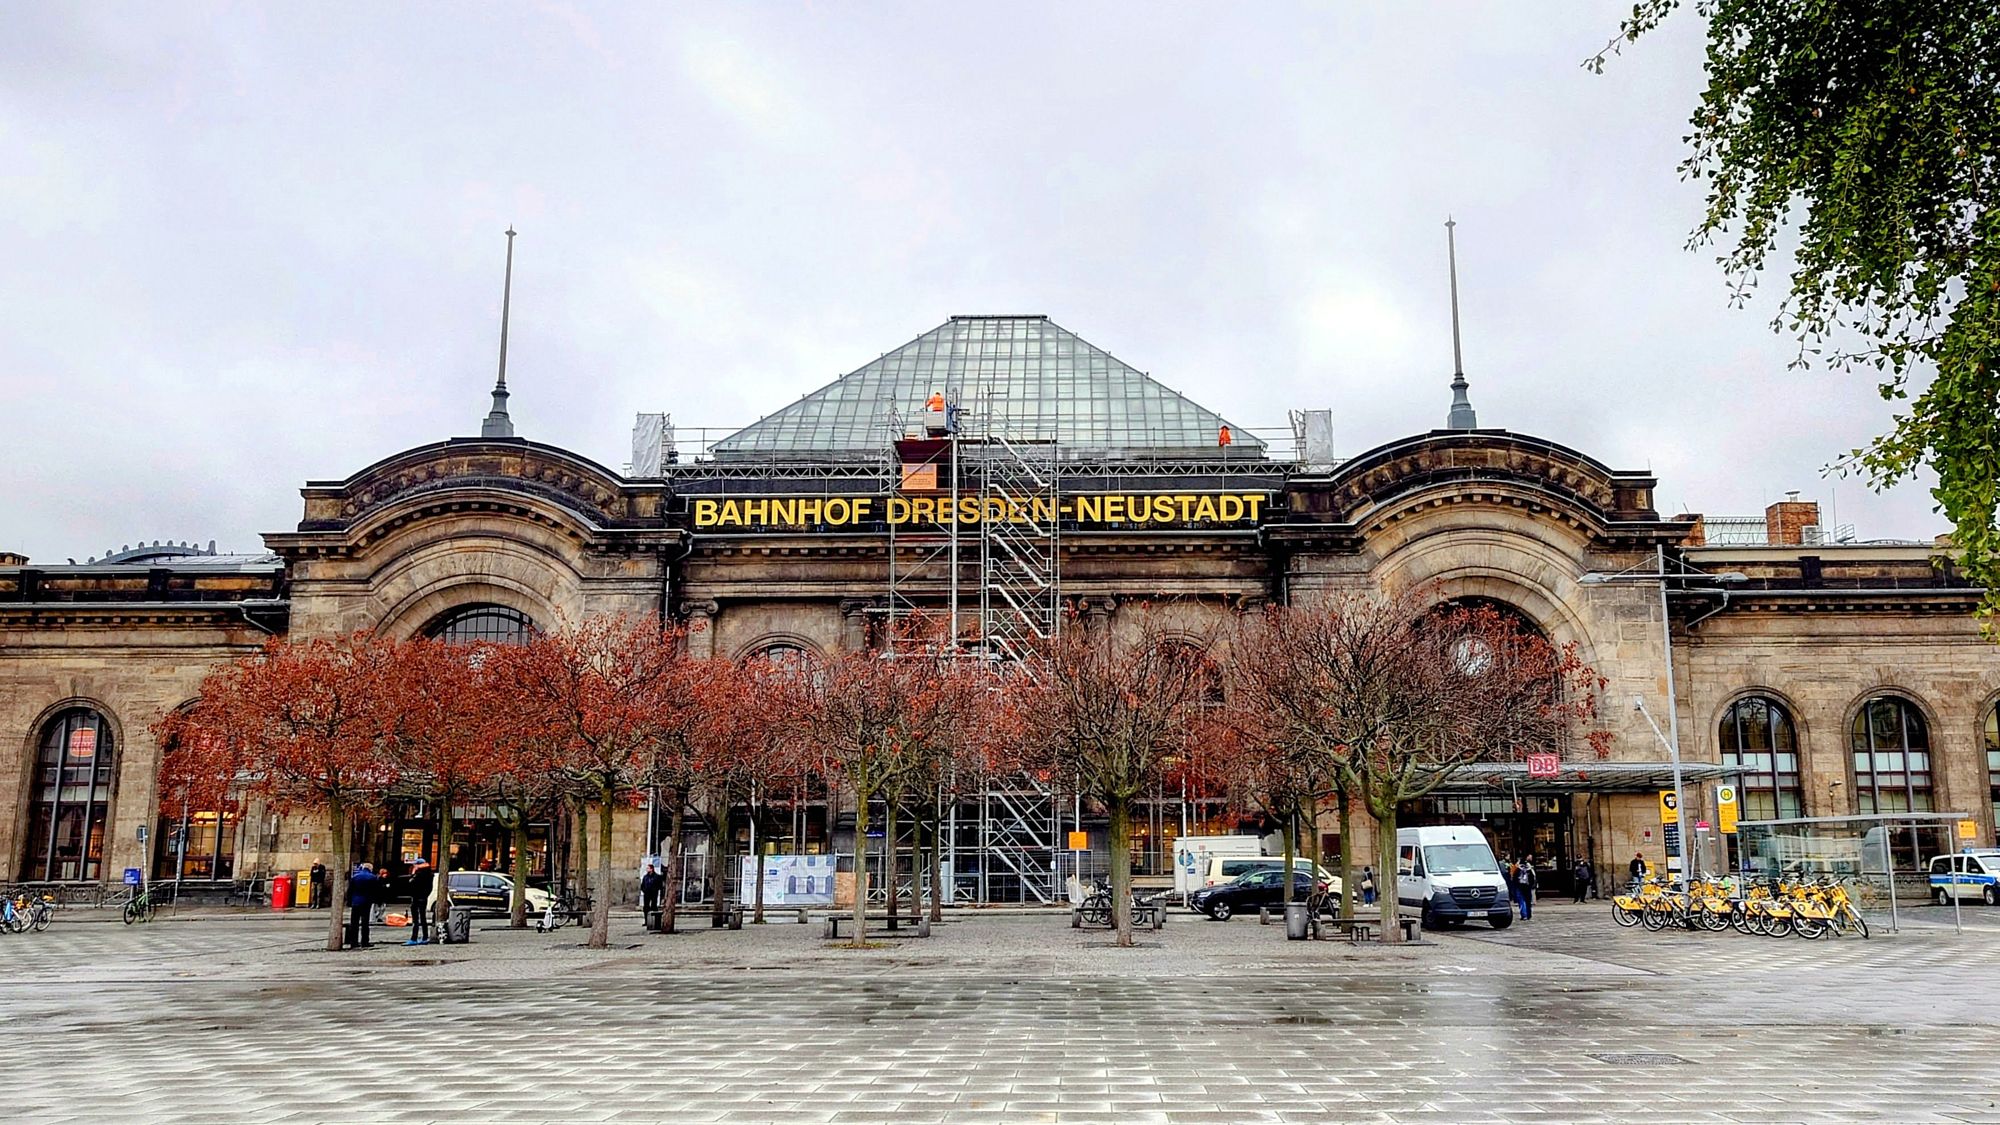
[[1071, 901, 1165, 931], [1292, 911, 1421, 943], [822, 912, 931, 939]]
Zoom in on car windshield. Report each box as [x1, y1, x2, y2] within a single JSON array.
[[1423, 843, 1497, 874]]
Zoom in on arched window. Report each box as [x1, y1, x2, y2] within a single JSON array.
[[1850, 697, 1934, 813], [748, 642, 811, 671], [425, 604, 536, 646], [1718, 696, 1803, 820], [23, 708, 117, 881], [1985, 703, 1999, 841], [1851, 696, 1933, 870], [152, 710, 238, 884]]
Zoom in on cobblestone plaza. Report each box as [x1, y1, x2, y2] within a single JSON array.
[[5, 902, 1999, 1123]]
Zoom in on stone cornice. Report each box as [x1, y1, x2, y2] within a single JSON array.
[[294, 439, 662, 532]]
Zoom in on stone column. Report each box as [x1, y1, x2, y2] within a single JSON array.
[[680, 600, 719, 659], [839, 599, 874, 653], [1079, 596, 1116, 635]]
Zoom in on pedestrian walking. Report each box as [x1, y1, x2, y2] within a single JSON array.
[[1572, 857, 1593, 904], [346, 862, 379, 949], [406, 858, 436, 945], [640, 862, 665, 917], [1359, 866, 1376, 906]]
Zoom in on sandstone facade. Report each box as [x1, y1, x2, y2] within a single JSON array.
[[5, 428, 1996, 901]]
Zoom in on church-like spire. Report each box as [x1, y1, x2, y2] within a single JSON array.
[[1444, 216, 1477, 430], [481, 226, 518, 439]]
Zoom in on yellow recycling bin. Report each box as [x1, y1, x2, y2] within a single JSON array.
[[296, 868, 313, 909]]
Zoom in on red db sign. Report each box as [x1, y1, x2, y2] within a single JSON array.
[[1526, 753, 1559, 779]]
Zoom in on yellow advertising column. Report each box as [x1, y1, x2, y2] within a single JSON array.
[[1716, 784, 1739, 879], [1658, 790, 1682, 878]]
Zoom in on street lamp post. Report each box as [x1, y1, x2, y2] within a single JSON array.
[[1633, 695, 1690, 881]]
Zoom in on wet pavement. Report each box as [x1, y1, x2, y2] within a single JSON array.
[[3, 900, 1998, 1122]]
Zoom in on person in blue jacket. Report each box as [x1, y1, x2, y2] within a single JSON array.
[[345, 862, 380, 949]]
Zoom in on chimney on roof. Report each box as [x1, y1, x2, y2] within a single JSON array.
[[1765, 493, 1821, 547]]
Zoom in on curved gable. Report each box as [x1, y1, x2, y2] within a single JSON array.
[[1287, 431, 1691, 547]]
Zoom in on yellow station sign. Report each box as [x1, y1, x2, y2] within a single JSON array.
[[692, 491, 1270, 529]]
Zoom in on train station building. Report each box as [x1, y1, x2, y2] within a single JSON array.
[[4, 313, 1997, 902]]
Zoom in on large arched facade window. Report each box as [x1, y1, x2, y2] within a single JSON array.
[[1718, 696, 1803, 820], [1850, 696, 1934, 814], [23, 708, 117, 881], [1851, 695, 1934, 870], [424, 604, 536, 646], [152, 707, 238, 884], [1985, 702, 2000, 841]]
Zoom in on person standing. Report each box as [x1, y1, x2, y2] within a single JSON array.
[[1359, 866, 1376, 906], [1516, 855, 1537, 920], [406, 859, 436, 945], [640, 863, 665, 918], [346, 862, 379, 949], [1628, 851, 1648, 889], [309, 861, 328, 909], [1572, 857, 1593, 904]]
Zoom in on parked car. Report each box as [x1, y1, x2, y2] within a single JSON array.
[[1929, 851, 2000, 905], [1194, 855, 1343, 896], [1188, 868, 1325, 921], [437, 871, 551, 917]]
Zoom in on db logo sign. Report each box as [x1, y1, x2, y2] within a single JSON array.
[[1526, 753, 1559, 779]]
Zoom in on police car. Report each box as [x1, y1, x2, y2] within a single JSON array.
[[1928, 850, 2000, 906]]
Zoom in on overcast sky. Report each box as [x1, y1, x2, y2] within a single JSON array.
[[0, 3, 1942, 563]]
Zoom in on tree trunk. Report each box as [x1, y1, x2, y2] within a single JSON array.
[[925, 796, 944, 924], [882, 798, 900, 930], [574, 798, 590, 905], [751, 797, 767, 924], [508, 806, 530, 929], [1108, 796, 1135, 947], [1375, 802, 1402, 942], [1337, 785, 1355, 923], [326, 793, 349, 952], [1281, 810, 1297, 906], [708, 797, 730, 928], [589, 781, 614, 949], [434, 799, 455, 925], [662, 798, 686, 935], [849, 792, 870, 948]]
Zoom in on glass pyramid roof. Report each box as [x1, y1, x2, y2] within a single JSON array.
[[709, 315, 1265, 460]]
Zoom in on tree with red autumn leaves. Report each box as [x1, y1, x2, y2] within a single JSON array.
[[157, 632, 402, 952], [1230, 589, 1608, 941], [1013, 614, 1216, 949], [378, 637, 510, 928], [485, 614, 684, 949], [780, 617, 985, 948]]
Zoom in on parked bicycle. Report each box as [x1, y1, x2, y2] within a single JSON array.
[[122, 883, 165, 925], [3, 892, 55, 934], [1611, 870, 1869, 940]]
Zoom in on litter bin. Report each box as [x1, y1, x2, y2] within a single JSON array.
[[442, 905, 473, 944], [295, 869, 313, 909], [1284, 902, 1310, 941], [271, 874, 294, 911]]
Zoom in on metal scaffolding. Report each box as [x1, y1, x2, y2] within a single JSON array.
[[884, 397, 1066, 903]]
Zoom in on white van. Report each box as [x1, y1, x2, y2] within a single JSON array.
[[1173, 835, 1264, 898], [1395, 825, 1512, 929], [1928, 850, 2000, 905]]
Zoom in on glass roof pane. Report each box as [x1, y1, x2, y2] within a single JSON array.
[[709, 315, 1264, 460]]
